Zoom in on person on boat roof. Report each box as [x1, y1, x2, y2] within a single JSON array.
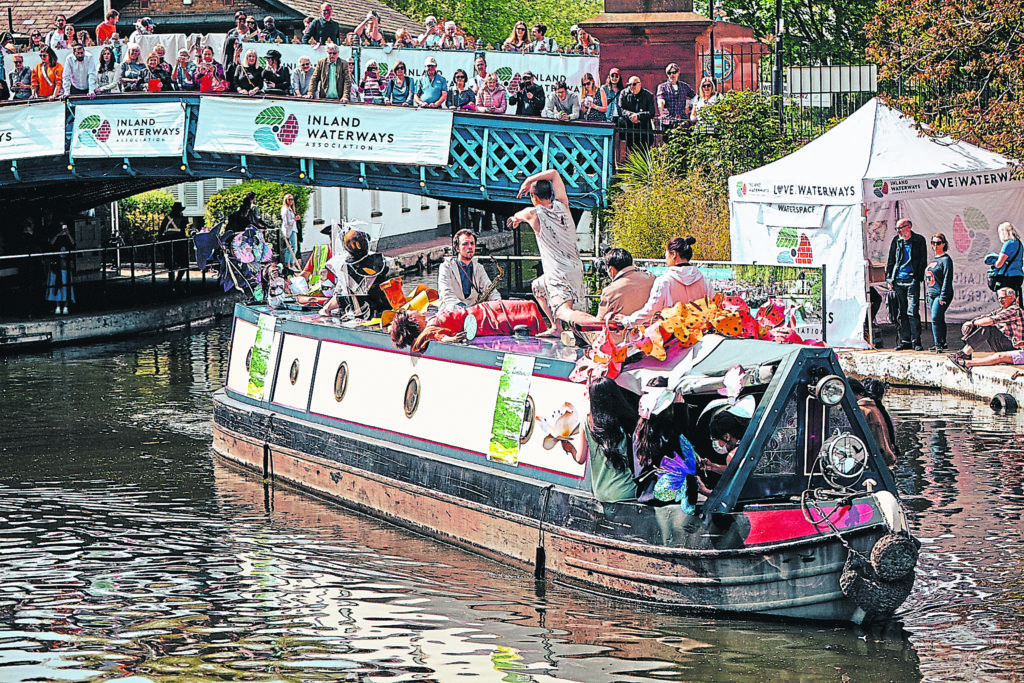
[[438, 229, 500, 311], [616, 236, 713, 327], [573, 247, 655, 344], [389, 301, 547, 352], [508, 169, 596, 337]]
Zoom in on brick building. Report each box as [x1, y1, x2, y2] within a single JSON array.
[[4, 0, 420, 42]]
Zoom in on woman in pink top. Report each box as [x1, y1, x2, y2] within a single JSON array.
[[617, 236, 712, 326], [475, 72, 507, 114]]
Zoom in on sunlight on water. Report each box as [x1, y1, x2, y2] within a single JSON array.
[[0, 322, 1022, 681]]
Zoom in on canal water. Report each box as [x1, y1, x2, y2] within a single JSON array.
[[1, 321, 1022, 682]]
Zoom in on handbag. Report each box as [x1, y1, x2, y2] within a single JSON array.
[[988, 239, 1021, 291]]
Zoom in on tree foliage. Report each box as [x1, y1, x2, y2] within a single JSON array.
[[380, 0, 601, 49], [205, 181, 312, 228], [721, 0, 877, 63], [607, 148, 731, 261], [866, 0, 1024, 162], [670, 89, 800, 191], [118, 190, 175, 244]]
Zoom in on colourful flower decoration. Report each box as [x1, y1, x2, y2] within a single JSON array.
[[537, 403, 580, 459], [654, 434, 698, 513]]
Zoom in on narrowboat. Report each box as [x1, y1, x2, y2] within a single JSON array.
[[212, 303, 918, 624]]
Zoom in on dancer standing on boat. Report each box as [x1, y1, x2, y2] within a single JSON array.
[[508, 169, 591, 337], [437, 229, 499, 311]]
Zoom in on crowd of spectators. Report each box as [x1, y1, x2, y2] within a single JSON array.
[[1, 6, 719, 134]]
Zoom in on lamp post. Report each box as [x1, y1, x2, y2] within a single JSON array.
[[772, 0, 784, 97]]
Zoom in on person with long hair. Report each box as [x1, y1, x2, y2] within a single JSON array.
[[991, 221, 1023, 304], [690, 76, 719, 124], [601, 68, 623, 122], [925, 232, 954, 352], [383, 61, 414, 106], [118, 43, 146, 92], [618, 236, 712, 327], [582, 378, 639, 503], [96, 46, 120, 94], [232, 48, 263, 95], [31, 47, 64, 100], [849, 378, 898, 468], [46, 221, 76, 315], [196, 46, 227, 93], [502, 21, 529, 52], [76, 29, 95, 47], [280, 194, 300, 268], [579, 72, 608, 121]]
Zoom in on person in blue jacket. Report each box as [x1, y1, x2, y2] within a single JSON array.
[[925, 232, 954, 352], [886, 218, 928, 351], [991, 221, 1023, 304]]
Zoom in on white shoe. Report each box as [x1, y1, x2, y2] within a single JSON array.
[[55, 306, 61, 315], [62, 307, 69, 315]]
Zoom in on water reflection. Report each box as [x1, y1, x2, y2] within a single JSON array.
[[0, 323, 1021, 680]]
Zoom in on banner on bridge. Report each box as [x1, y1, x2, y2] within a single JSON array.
[[71, 102, 187, 158], [0, 101, 66, 161], [194, 98, 454, 166]]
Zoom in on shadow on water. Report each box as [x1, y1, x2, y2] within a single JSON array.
[[0, 321, 1020, 680]]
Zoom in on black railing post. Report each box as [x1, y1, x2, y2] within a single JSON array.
[[130, 244, 137, 294], [151, 241, 157, 288], [101, 245, 107, 299]]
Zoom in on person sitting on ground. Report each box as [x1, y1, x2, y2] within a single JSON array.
[[542, 79, 580, 121], [950, 287, 1024, 373], [616, 236, 712, 327], [849, 378, 898, 468], [438, 229, 499, 311], [580, 377, 639, 503], [508, 169, 593, 337]]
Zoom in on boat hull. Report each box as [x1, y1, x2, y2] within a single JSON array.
[[213, 389, 887, 623]]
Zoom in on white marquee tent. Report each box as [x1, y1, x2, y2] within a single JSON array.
[[729, 97, 1024, 348]]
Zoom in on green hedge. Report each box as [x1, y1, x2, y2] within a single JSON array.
[[118, 189, 176, 244], [205, 180, 312, 229]]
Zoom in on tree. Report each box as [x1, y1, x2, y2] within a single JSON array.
[[866, 0, 1024, 162], [118, 190, 175, 244], [205, 181, 312, 228], [722, 0, 879, 63]]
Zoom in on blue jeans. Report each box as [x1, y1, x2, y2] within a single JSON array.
[[928, 293, 950, 348], [892, 280, 921, 346]]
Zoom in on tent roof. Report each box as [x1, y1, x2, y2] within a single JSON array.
[[730, 97, 1019, 205]]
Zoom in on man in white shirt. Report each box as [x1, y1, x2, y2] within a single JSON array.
[[45, 14, 67, 50], [62, 43, 97, 98]]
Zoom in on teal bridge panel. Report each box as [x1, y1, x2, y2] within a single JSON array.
[[0, 94, 615, 213]]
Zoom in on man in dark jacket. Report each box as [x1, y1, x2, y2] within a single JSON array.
[[886, 217, 928, 350], [303, 3, 341, 45], [619, 76, 656, 152], [509, 70, 545, 117]]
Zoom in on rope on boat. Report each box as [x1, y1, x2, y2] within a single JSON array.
[[800, 488, 919, 621]]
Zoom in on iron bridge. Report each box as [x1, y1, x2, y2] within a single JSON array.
[[0, 93, 616, 214]]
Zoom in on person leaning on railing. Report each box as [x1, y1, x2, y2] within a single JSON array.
[[447, 69, 476, 110], [475, 72, 506, 114], [542, 79, 580, 121], [171, 48, 199, 91], [140, 51, 174, 92], [95, 46, 121, 94], [383, 61, 414, 106], [232, 48, 263, 95], [579, 72, 608, 121], [196, 46, 228, 93], [119, 43, 146, 92], [8, 54, 32, 100], [262, 49, 291, 95], [502, 21, 529, 52], [358, 60, 386, 104], [31, 47, 63, 100]]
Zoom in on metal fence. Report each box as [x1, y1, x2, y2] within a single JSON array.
[[696, 44, 880, 141]]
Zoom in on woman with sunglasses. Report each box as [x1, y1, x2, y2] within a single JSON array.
[[383, 61, 414, 106], [690, 77, 719, 124], [579, 72, 608, 121], [475, 72, 506, 114], [925, 233, 954, 352], [601, 69, 622, 122], [358, 59, 386, 105], [502, 21, 529, 52], [447, 69, 476, 110]]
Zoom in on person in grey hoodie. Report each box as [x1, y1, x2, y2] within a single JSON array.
[[617, 236, 711, 327]]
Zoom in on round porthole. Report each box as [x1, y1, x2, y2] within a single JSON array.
[[334, 362, 349, 402], [289, 359, 300, 385], [245, 347, 253, 372], [404, 375, 421, 418], [520, 395, 536, 444]]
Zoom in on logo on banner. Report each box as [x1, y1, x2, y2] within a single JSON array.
[[776, 228, 814, 265], [873, 180, 888, 198], [736, 180, 747, 196], [253, 106, 299, 151], [77, 114, 112, 147], [951, 206, 991, 256]]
